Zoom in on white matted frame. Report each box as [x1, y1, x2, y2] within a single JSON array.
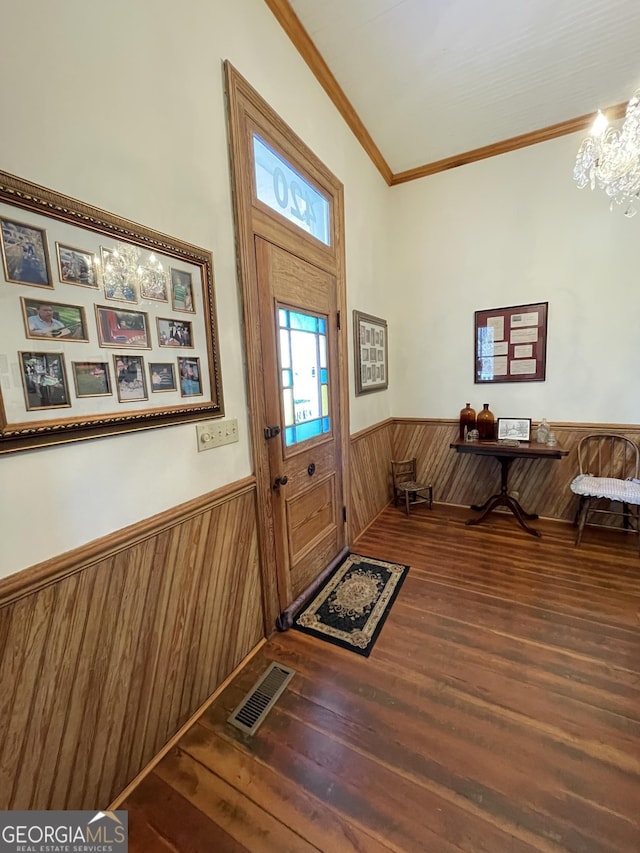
[[0, 169, 224, 454], [497, 418, 532, 441]]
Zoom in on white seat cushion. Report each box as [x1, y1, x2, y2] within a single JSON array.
[[570, 474, 640, 504]]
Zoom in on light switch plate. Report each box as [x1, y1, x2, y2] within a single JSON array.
[[196, 418, 238, 451]]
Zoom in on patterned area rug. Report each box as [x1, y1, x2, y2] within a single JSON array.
[[292, 553, 409, 656]]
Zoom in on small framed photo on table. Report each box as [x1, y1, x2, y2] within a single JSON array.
[[497, 418, 531, 441]]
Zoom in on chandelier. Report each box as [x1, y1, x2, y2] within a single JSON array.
[[573, 89, 640, 217], [102, 241, 166, 300]]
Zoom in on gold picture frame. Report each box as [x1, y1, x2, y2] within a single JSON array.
[[0, 169, 224, 453]]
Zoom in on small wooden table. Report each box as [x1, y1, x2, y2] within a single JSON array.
[[449, 438, 569, 537]]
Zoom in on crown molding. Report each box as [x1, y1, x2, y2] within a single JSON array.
[[263, 0, 393, 185], [264, 1, 628, 186], [391, 102, 629, 185]]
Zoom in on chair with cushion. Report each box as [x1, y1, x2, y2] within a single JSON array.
[[570, 433, 640, 551], [391, 458, 433, 516]]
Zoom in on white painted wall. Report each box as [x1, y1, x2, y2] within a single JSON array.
[[0, 0, 392, 578], [389, 133, 640, 426], [5, 2, 631, 581]]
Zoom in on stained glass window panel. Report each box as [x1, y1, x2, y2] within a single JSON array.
[[277, 306, 331, 446]]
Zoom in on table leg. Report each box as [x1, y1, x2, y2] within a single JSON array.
[[467, 456, 541, 537]]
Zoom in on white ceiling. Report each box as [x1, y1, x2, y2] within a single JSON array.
[[288, 0, 640, 174]]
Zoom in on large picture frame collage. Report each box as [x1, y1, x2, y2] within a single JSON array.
[[0, 170, 224, 454]]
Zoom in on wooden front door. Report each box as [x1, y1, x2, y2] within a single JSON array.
[[256, 237, 345, 609]]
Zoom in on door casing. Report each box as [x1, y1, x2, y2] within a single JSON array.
[[224, 62, 351, 631]]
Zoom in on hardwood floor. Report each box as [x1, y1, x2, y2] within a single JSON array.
[[122, 504, 640, 852]]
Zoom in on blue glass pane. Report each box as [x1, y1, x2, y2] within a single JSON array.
[[295, 419, 322, 442], [282, 369, 293, 388], [322, 417, 331, 433], [290, 311, 318, 332], [318, 318, 326, 334], [279, 308, 290, 328], [285, 427, 296, 446], [320, 368, 327, 384]]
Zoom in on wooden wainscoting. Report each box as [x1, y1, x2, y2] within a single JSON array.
[[349, 419, 394, 539], [349, 418, 640, 535], [0, 477, 264, 812]]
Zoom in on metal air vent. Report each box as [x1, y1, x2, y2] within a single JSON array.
[[227, 662, 295, 735]]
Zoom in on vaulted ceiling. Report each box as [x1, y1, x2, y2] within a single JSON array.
[[266, 0, 640, 184]]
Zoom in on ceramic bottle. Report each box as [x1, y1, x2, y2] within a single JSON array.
[[476, 403, 495, 441]]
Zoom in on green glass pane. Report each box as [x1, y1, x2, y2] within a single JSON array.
[[278, 308, 290, 328], [321, 384, 328, 416], [283, 388, 294, 427]]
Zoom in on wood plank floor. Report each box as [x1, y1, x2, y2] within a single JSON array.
[[122, 504, 640, 852]]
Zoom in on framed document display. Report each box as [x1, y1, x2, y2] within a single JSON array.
[[353, 310, 388, 395], [475, 302, 548, 384]]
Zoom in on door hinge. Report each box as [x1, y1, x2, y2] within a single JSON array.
[[342, 506, 347, 523], [337, 310, 341, 330]]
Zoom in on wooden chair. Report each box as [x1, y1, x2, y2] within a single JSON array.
[[391, 458, 433, 516], [570, 434, 640, 551]]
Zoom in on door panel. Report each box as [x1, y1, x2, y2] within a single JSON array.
[[256, 237, 345, 607], [287, 475, 336, 561]]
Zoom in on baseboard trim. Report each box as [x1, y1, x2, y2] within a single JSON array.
[[108, 638, 267, 809]]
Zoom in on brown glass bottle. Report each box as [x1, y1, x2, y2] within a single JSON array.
[[459, 403, 476, 440], [476, 403, 495, 441]]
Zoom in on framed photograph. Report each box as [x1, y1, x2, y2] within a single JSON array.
[[0, 168, 223, 454], [72, 361, 112, 397], [22, 297, 89, 342], [0, 217, 52, 287], [353, 310, 388, 395], [497, 418, 531, 441], [56, 243, 99, 287], [101, 247, 138, 303], [475, 302, 548, 384], [178, 357, 202, 397], [140, 265, 168, 302], [171, 268, 195, 312], [96, 306, 150, 349], [149, 362, 177, 392], [157, 318, 193, 348], [20, 352, 70, 410], [114, 355, 148, 402]]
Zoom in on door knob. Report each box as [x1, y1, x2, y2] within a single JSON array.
[[273, 475, 289, 490]]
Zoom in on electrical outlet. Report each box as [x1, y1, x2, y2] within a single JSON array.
[[196, 418, 239, 451]]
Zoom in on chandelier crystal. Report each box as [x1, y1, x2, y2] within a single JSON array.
[[573, 89, 640, 217]]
